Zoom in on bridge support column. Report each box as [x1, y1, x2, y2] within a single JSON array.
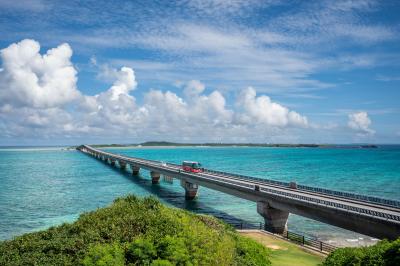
[[180, 179, 199, 200], [110, 159, 116, 167], [131, 165, 140, 175], [257, 201, 289, 234], [150, 171, 160, 184], [119, 161, 126, 170]]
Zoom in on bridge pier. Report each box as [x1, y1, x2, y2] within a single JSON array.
[[110, 159, 116, 167], [119, 161, 126, 170], [257, 201, 289, 234], [181, 179, 199, 200], [131, 165, 140, 175], [150, 171, 160, 184]]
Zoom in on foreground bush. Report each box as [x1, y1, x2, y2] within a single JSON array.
[[0, 195, 270, 265], [323, 238, 400, 266]]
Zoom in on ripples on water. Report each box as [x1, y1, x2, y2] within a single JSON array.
[[0, 146, 399, 246]]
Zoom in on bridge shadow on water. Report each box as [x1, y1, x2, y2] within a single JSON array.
[[103, 160, 252, 225]]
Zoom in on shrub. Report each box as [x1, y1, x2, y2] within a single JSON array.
[[323, 238, 400, 266], [82, 243, 125, 266], [0, 195, 271, 266], [126, 238, 157, 265], [235, 235, 271, 266], [384, 239, 400, 266]]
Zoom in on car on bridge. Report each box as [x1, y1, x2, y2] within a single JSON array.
[[182, 161, 203, 173]]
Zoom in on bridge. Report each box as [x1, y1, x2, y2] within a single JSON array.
[[77, 145, 400, 240]]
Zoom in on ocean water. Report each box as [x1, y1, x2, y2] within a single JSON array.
[[0, 146, 399, 246]]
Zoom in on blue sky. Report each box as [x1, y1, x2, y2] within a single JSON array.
[[0, 0, 399, 145]]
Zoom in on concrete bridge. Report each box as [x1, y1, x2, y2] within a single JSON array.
[[77, 145, 400, 240]]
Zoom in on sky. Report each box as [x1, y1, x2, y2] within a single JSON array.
[[0, 0, 399, 145]]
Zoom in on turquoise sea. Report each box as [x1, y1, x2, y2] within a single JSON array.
[[1, 146, 399, 246]]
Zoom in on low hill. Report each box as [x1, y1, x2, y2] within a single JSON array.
[[0, 195, 270, 266]]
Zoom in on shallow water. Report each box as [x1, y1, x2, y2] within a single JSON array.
[[1, 146, 399, 246]]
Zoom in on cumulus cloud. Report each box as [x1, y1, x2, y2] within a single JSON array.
[[235, 87, 308, 127], [79, 66, 142, 131], [0, 39, 80, 108], [183, 79, 205, 99], [0, 39, 313, 143], [348, 111, 375, 136], [103, 66, 137, 100]]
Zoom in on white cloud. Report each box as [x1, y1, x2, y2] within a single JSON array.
[[183, 80, 205, 99], [79, 66, 142, 130], [332, 24, 396, 43], [0, 0, 47, 12], [0, 39, 80, 108], [348, 111, 375, 136], [270, 0, 397, 46], [106, 67, 137, 100], [376, 74, 400, 82], [1, 1, 397, 98], [0, 39, 319, 143], [235, 87, 308, 127]]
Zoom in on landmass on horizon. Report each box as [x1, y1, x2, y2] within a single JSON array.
[[82, 142, 379, 149]]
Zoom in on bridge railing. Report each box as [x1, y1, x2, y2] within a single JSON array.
[[201, 167, 400, 209], [203, 168, 290, 187], [296, 184, 400, 208], [230, 222, 337, 253], [260, 187, 400, 221]]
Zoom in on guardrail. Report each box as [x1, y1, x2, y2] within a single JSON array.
[[203, 168, 290, 187], [286, 230, 337, 253], [231, 222, 337, 253], [202, 168, 400, 209], [260, 187, 400, 221], [297, 184, 400, 208]]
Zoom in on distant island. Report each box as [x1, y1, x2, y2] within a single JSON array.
[[84, 142, 378, 149]]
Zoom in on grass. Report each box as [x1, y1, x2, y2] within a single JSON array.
[[239, 231, 325, 266]]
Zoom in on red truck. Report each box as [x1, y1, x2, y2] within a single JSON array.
[[182, 161, 203, 173]]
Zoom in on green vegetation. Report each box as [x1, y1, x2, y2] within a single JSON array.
[[240, 231, 324, 266], [0, 195, 271, 266], [323, 238, 400, 266]]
